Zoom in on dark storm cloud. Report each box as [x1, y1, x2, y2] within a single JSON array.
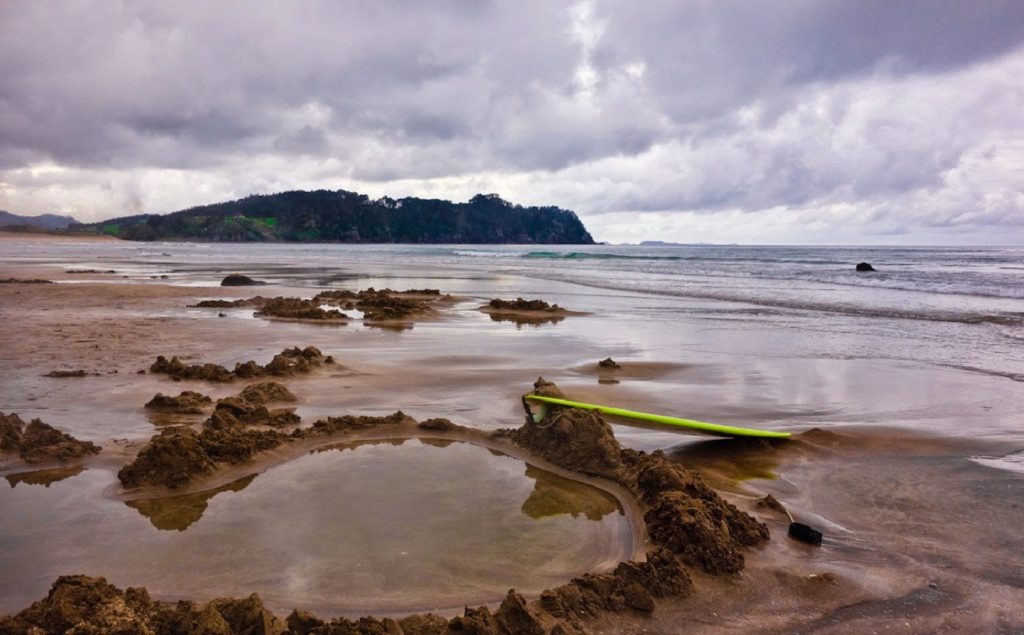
[[1, 0, 1022, 243], [0, 1, 581, 168]]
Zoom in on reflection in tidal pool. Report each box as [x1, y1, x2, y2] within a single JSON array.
[[4, 464, 85, 488], [126, 474, 258, 531], [0, 439, 631, 616]]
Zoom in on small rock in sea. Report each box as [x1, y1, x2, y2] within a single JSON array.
[[855, 262, 876, 272], [221, 273, 267, 287], [218, 312, 227, 318], [598, 357, 622, 369]]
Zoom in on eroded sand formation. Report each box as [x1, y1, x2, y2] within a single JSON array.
[[118, 410, 414, 490], [145, 391, 214, 414], [485, 297, 563, 312], [0, 576, 586, 635], [191, 296, 352, 321], [149, 347, 334, 382], [0, 413, 100, 465], [9, 376, 780, 634], [314, 287, 448, 321], [256, 297, 351, 322], [189, 298, 267, 308], [190, 288, 450, 324], [478, 298, 583, 326], [508, 379, 769, 576], [122, 383, 304, 489], [44, 369, 100, 378], [239, 381, 297, 404], [0, 277, 53, 284]]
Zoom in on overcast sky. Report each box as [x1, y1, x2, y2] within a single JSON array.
[[2, 1, 1022, 244]]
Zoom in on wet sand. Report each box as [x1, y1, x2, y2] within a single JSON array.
[[2, 243, 1023, 633], [647, 430, 1024, 634]]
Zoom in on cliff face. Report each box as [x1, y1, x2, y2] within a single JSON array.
[[86, 191, 595, 244]]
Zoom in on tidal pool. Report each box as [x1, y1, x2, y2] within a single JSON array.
[[0, 438, 632, 616]]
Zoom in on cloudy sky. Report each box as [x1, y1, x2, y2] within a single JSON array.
[[1, 1, 1022, 244]]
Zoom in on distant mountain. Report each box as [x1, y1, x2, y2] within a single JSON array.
[[0, 210, 79, 230], [82, 190, 594, 244]]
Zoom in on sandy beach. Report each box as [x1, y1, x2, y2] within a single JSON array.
[[1, 237, 1022, 634]]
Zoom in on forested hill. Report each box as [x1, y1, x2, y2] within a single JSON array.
[[84, 191, 595, 244], [0, 210, 80, 230]]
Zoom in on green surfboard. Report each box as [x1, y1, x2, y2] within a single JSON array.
[[523, 395, 791, 439]]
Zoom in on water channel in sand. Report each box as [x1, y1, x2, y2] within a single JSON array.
[[0, 438, 632, 616]]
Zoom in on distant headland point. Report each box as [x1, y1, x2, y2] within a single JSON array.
[[8, 191, 595, 244]]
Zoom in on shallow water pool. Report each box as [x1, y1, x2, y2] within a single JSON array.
[[0, 437, 632, 616]]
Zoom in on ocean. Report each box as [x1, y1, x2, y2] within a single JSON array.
[[6, 240, 1023, 381]]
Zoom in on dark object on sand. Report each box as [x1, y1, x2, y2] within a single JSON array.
[[788, 522, 823, 545], [0, 278, 53, 284], [598, 357, 621, 369], [150, 346, 333, 382], [255, 297, 349, 321], [855, 262, 876, 272], [44, 370, 96, 378], [488, 297, 560, 312], [220, 273, 266, 286], [145, 391, 214, 414]]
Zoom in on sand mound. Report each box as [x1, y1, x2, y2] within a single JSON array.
[[117, 423, 289, 489], [307, 411, 415, 436], [0, 277, 53, 284], [149, 356, 234, 382], [0, 575, 282, 635], [478, 298, 579, 325], [488, 298, 562, 312], [150, 346, 334, 382], [144, 391, 213, 414], [211, 397, 300, 428], [194, 288, 447, 323], [512, 377, 769, 575], [0, 576, 568, 635], [256, 297, 350, 321], [239, 381, 297, 404], [189, 297, 267, 308], [314, 287, 445, 321], [43, 369, 99, 378], [541, 547, 691, 618], [0, 413, 99, 464], [122, 381, 308, 488], [511, 397, 626, 482]]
